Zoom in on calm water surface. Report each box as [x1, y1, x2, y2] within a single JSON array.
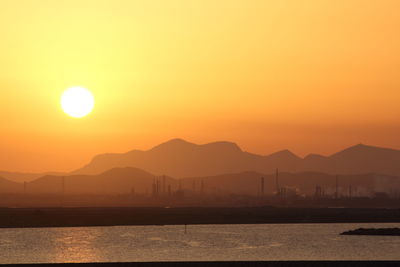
[[0, 223, 399, 263]]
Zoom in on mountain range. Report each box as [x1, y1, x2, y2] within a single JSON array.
[[0, 139, 398, 200], [2, 139, 400, 183], [74, 139, 400, 178]]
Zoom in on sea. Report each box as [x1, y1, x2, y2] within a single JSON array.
[[0, 223, 399, 264]]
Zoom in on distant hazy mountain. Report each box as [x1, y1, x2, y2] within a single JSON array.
[[3, 139, 260, 182], [0, 168, 162, 195], [2, 139, 400, 184], [74, 139, 400, 178], [5, 167, 397, 196], [27, 167, 171, 194], [0, 176, 23, 193], [73, 138, 300, 177], [0, 171, 66, 183], [301, 143, 400, 175]]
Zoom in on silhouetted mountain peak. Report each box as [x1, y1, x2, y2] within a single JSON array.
[[347, 143, 373, 151], [150, 138, 196, 152], [331, 143, 399, 159], [304, 153, 326, 160], [149, 138, 243, 154], [203, 141, 242, 153], [163, 138, 192, 145], [72, 139, 400, 178], [268, 149, 299, 159]]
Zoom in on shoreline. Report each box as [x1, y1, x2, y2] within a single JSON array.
[[0, 207, 399, 228]]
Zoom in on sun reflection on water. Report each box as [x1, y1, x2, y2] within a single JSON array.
[[50, 227, 104, 263]]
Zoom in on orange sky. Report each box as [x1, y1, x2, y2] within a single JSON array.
[[1, 0, 400, 172]]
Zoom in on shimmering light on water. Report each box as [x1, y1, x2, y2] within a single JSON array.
[[0, 223, 399, 264]]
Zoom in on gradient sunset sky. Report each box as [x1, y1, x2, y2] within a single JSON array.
[[1, 0, 399, 172]]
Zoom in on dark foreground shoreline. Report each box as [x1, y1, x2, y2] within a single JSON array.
[[0, 207, 399, 228], [341, 227, 400, 236], [1, 262, 400, 267]]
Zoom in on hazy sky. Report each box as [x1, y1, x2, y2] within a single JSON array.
[[1, 0, 400, 172]]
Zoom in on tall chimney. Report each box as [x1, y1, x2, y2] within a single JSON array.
[[260, 177, 265, 196], [275, 168, 280, 194], [61, 177, 65, 194], [152, 178, 156, 197], [163, 175, 166, 195], [335, 175, 339, 199]]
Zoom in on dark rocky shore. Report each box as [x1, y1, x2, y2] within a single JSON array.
[[0, 207, 399, 228], [341, 228, 400, 236]]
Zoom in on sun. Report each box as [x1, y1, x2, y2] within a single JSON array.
[[61, 87, 95, 118]]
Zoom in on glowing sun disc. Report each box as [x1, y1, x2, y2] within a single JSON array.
[[61, 87, 94, 118]]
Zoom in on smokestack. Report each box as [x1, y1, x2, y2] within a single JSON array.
[[61, 177, 65, 195], [260, 177, 265, 196], [163, 175, 166, 195], [152, 178, 157, 197], [335, 175, 339, 199], [315, 186, 322, 198], [275, 168, 280, 194]]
